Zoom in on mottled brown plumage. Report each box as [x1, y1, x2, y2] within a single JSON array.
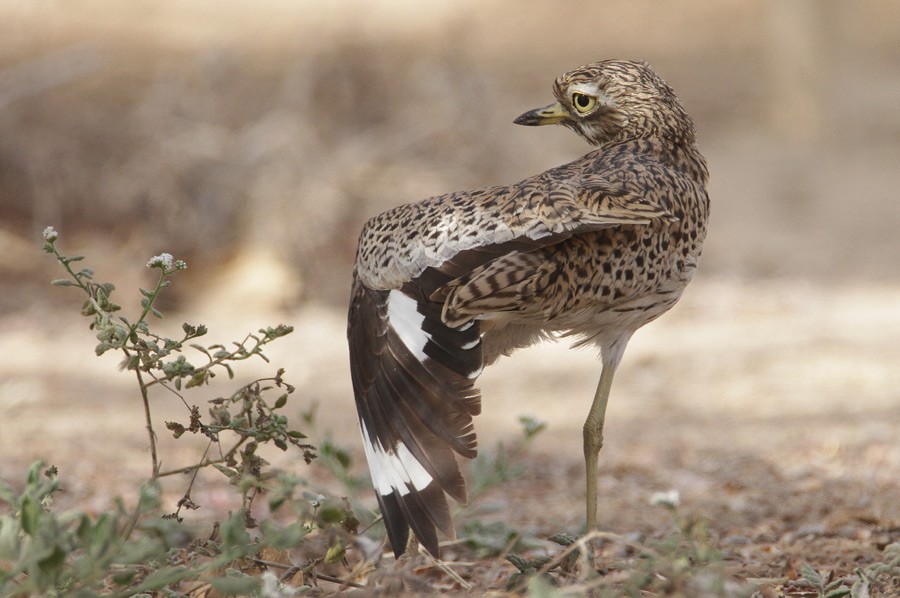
[[348, 60, 709, 558]]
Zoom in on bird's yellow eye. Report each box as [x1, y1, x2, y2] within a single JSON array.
[[572, 93, 597, 114]]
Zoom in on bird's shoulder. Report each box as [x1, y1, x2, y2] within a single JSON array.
[[354, 144, 684, 290]]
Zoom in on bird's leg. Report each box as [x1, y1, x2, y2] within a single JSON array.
[[583, 363, 617, 532]]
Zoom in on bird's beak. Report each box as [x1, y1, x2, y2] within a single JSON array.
[[513, 101, 568, 126]]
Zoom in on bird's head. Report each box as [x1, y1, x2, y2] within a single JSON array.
[[514, 60, 695, 146]]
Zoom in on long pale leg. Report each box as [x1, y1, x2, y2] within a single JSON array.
[[583, 334, 631, 531], [583, 363, 617, 531]]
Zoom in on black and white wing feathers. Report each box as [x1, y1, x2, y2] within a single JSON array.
[[348, 167, 676, 558]]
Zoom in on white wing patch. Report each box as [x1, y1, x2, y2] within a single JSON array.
[[387, 289, 430, 361], [360, 422, 433, 496]]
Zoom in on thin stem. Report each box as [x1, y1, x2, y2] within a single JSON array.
[[134, 365, 160, 477], [155, 436, 249, 478], [251, 559, 367, 589], [49, 245, 93, 294], [146, 371, 192, 409], [142, 333, 255, 389], [183, 441, 212, 495], [125, 269, 168, 340], [167, 441, 214, 520], [120, 497, 142, 542]]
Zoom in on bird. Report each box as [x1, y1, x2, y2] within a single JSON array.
[[347, 59, 709, 559]]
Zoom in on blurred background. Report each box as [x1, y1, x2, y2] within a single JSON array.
[[0, 0, 898, 546], [3, 0, 900, 300]]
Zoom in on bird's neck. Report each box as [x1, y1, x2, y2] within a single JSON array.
[[605, 135, 708, 184], [665, 139, 709, 184]]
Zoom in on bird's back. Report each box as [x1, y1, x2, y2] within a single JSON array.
[[356, 136, 708, 352]]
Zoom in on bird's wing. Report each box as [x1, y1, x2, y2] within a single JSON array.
[[348, 166, 674, 557], [348, 240, 535, 557]]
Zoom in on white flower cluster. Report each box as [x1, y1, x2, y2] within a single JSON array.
[[42, 226, 59, 242], [146, 253, 187, 271], [146, 253, 174, 269], [649, 489, 680, 509], [259, 571, 301, 598]]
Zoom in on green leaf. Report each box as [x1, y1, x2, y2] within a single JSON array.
[[90, 513, 118, 560], [80, 299, 96, 316], [129, 565, 193, 592], [324, 540, 346, 564], [136, 480, 161, 514], [318, 503, 344, 524], [826, 587, 851, 598], [219, 512, 251, 555], [0, 480, 18, 506], [800, 563, 824, 588], [322, 441, 352, 470], [526, 574, 561, 596], [209, 573, 261, 595], [26, 461, 44, 485], [506, 553, 530, 573], [37, 544, 67, 577], [185, 371, 209, 389], [190, 344, 211, 358], [19, 495, 39, 536], [257, 521, 309, 549], [213, 464, 239, 483], [548, 533, 577, 547], [75, 513, 92, 544], [827, 578, 848, 591], [117, 540, 165, 566], [518, 415, 548, 442], [274, 394, 288, 409], [851, 575, 870, 598], [0, 516, 21, 560], [51, 279, 75, 287], [111, 567, 138, 586]]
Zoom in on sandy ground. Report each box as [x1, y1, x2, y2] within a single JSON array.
[[2, 274, 898, 586]]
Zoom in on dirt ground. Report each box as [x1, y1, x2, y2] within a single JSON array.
[[1, 0, 899, 594], [2, 275, 898, 593]]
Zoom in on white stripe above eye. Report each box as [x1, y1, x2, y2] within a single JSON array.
[[360, 422, 433, 496], [387, 289, 431, 361]]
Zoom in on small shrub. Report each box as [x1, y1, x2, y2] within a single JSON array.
[[0, 228, 370, 595]]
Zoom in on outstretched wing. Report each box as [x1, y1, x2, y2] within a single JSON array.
[[347, 164, 675, 557], [348, 240, 544, 557]]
